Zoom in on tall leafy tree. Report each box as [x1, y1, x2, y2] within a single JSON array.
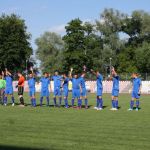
[[35, 32, 64, 73], [0, 14, 32, 72]]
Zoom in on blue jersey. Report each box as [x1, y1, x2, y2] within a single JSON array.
[[63, 78, 69, 90], [132, 78, 141, 92], [79, 77, 86, 88], [97, 74, 103, 89], [28, 78, 36, 89], [52, 75, 62, 88], [40, 77, 50, 89], [71, 78, 80, 89], [112, 76, 119, 90], [5, 76, 13, 88]]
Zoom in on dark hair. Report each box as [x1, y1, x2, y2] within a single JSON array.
[[43, 72, 48, 75]]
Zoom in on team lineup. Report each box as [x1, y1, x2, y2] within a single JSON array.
[[0, 67, 141, 111]]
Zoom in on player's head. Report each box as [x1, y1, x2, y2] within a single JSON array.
[[63, 73, 67, 78], [132, 73, 138, 78], [54, 70, 59, 76], [74, 72, 78, 78], [43, 72, 49, 78], [17, 72, 22, 77], [29, 71, 33, 78]]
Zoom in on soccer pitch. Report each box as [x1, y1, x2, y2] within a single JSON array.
[[0, 93, 150, 150]]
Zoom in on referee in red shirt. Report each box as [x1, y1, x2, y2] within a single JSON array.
[[17, 72, 25, 107]]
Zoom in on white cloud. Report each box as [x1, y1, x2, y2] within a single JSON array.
[[48, 24, 66, 34]]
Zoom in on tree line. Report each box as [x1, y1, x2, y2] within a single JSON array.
[[0, 8, 150, 76]]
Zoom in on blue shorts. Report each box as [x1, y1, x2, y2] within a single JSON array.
[[72, 89, 80, 98], [132, 91, 140, 99], [5, 87, 13, 95], [41, 88, 50, 97], [29, 88, 36, 97], [97, 88, 103, 96], [81, 87, 87, 97], [54, 87, 62, 96], [112, 89, 119, 97], [63, 88, 68, 97]]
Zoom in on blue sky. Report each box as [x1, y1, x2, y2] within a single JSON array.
[[0, 0, 150, 51]]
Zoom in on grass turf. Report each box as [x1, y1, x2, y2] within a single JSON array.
[[0, 93, 150, 150]]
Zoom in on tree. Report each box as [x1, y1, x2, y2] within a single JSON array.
[[62, 18, 88, 73], [0, 14, 32, 72], [35, 32, 64, 73]]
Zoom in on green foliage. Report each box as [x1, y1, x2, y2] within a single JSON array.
[[35, 32, 64, 73], [0, 14, 32, 72], [36, 9, 150, 75]]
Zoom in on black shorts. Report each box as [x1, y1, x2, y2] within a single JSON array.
[[18, 86, 24, 95]]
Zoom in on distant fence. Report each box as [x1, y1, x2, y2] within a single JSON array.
[[12, 81, 150, 94]]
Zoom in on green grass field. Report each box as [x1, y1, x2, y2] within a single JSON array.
[[0, 93, 150, 150]]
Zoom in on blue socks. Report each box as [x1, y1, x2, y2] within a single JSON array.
[[46, 97, 49, 106], [116, 100, 118, 108], [40, 97, 43, 106], [11, 97, 15, 104], [53, 97, 56, 106], [31, 98, 36, 107], [97, 98, 103, 108], [85, 99, 88, 107], [130, 100, 134, 109], [78, 99, 82, 107], [136, 100, 140, 108], [71, 99, 74, 106], [4, 97, 7, 104], [99, 98, 103, 108], [112, 100, 115, 108], [64, 98, 68, 107]]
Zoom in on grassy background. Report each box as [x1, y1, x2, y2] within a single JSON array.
[[0, 93, 150, 150]]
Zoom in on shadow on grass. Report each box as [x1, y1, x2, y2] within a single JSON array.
[[0, 145, 57, 150]]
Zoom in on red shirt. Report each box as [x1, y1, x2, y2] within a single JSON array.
[[18, 76, 25, 87]]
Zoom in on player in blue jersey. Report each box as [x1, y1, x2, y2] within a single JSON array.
[[70, 68, 82, 109], [4, 69, 15, 106], [91, 69, 103, 110], [51, 71, 62, 107], [128, 73, 142, 111], [40, 72, 51, 106], [110, 67, 119, 111], [62, 73, 70, 108], [79, 71, 88, 109], [28, 71, 36, 107]]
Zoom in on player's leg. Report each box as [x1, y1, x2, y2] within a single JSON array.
[[58, 89, 62, 107], [29, 90, 33, 106], [71, 89, 75, 107], [64, 89, 69, 108], [77, 89, 82, 109], [9, 86, 15, 106], [97, 88, 103, 110], [135, 93, 140, 111], [128, 92, 135, 111], [53, 88, 57, 107], [31, 89, 36, 107], [32, 89, 36, 107], [10, 94, 15, 106], [18, 86, 24, 106], [4, 89, 8, 106], [46, 90, 50, 106], [40, 89, 45, 106]]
